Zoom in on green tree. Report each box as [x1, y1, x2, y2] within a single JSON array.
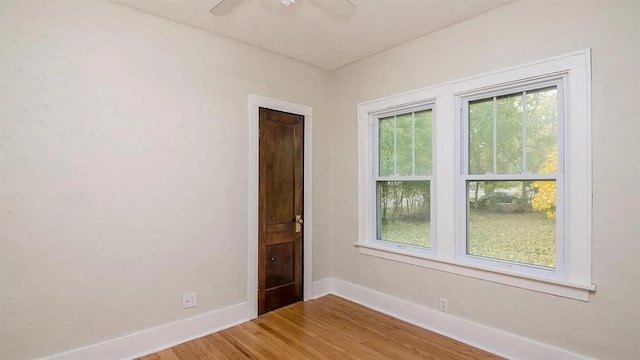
[[531, 150, 557, 219], [378, 110, 432, 223], [468, 88, 558, 202]]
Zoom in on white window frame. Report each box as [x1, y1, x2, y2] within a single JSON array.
[[457, 78, 566, 278], [356, 50, 595, 301], [370, 103, 436, 256]]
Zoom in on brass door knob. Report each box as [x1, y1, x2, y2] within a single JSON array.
[[295, 214, 303, 232]]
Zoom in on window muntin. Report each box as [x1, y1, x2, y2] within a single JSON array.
[[375, 109, 433, 249], [462, 84, 563, 271]]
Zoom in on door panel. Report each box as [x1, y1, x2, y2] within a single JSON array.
[[263, 285, 297, 314], [258, 108, 303, 315], [264, 120, 295, 225], [265, 242, 295, 288]]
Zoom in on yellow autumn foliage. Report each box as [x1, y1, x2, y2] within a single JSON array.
[[531, 150, 557, 219]]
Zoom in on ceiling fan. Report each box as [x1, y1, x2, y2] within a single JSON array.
[[210, 0, 356, 17]]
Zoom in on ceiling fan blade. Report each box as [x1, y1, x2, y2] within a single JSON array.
[[210, 0, 245, 15]]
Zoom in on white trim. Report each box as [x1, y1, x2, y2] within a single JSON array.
[[357, 49, 590, 111], [357, 49, 593, 298], [45, 302, 249, 360], [43, 278, 591, 360], [355, 243, 594, 301], [247, 94, 314, 320], [311, 278, 333, 299], [317, 278, 589, 360]]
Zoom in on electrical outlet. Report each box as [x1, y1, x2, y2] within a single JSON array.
[[182, 292, 198, 309], [439, 297, 448, 313]]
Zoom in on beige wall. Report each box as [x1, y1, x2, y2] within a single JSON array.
[[2, 0, 639, 359], [0, 1, 332, 358], [329, 1, 640, 359]]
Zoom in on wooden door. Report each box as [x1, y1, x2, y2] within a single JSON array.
[[258, 108, 304, 315]]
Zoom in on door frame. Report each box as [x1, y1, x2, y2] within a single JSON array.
[[247, 94, 313, 319]]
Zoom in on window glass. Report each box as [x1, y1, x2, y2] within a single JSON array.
[[396, 114, 413, 176], [526, 88, 558, 174], [469, 99, 494, 175], [379, 117, 394, 177], [496, 93, 523, 174], [465, 86, 559, 268], [469, 88, 558, 176], [378, 110, 433, 177], [467, 180, 556, 268], [377, 181, 431, 248], [414, 110, 432, 176], [376, 109, 433, 248]]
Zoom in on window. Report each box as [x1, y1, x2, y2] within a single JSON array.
[[357, 50, 595, 301], [460, 83, 564, 276], [375, 108, 433, 251]]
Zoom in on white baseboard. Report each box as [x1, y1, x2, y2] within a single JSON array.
[[45, 302, 249, 360], [46, 278, 332, 360], [311, 278, 333, 299], [44, 278, 588, 360], [317, 278, 588, 360]]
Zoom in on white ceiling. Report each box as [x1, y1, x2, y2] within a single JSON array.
[[111, 0, 514, 70]]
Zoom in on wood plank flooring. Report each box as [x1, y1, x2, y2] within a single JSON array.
[[139, 295, 503, 360]]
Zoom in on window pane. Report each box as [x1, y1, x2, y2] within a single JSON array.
[[396, 113, 413, 176], [467, 180, 556, 268], [468, 99, 494, 174], [469, 88, 558, 176], [415, 110, 432, 176], [379, 117, 394, 176], [377, 181, 430, 248], [526, 87, 558, 174], [379, 110, 433, 177], [496, 93, 523, 174]]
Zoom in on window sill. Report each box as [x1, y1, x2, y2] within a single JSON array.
[[354, 243, 596, 301]]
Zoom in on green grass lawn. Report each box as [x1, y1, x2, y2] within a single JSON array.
[[381, 211, 555, 268], [381, 221, 432, 248]]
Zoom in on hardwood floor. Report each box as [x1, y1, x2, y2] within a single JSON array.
[[139, 295, 503, 360]]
